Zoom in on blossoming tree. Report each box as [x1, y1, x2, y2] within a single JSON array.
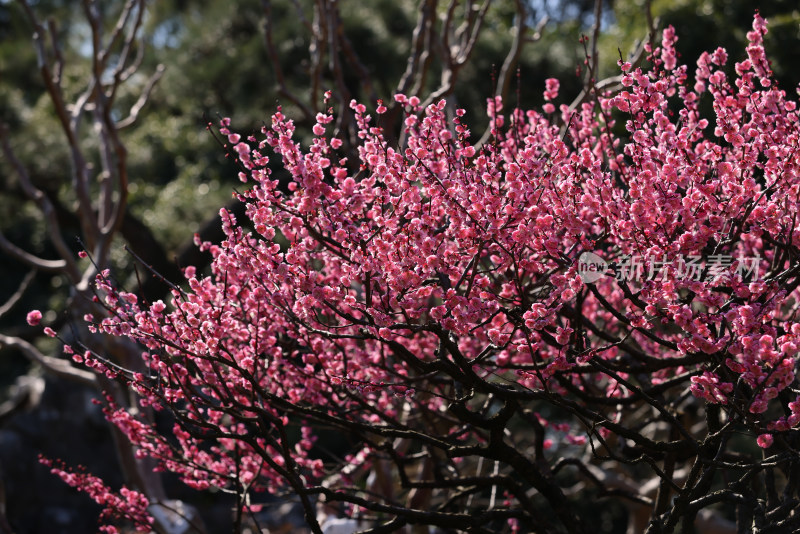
[[34, 12, 800, 534]]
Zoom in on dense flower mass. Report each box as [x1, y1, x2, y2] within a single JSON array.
[[47, 13, 800, 533]]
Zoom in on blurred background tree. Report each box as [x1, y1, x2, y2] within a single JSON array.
[[0, 0, 798, 532], [606, 0, 800, 85]]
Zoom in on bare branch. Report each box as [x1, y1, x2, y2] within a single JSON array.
[[336, 18, 377, 104], [309, 0, 328, 115], [117, 64, 166, 130], [0, 122, 80, 279], [454, 0, 491, 66], [475, 4, 547, 149], [499, 7, 536, 103], [18, 0, 101, 248], [0, 232, 67, 273], [420, 0, 492, 109], [45, 18, 64, 87], [261, 0, 315, 122], [0, 270, 37, 319], [0, 334, 97, 388], [105, 0, 148, 107], [588, 0, 603, 85], [396, 0, 437, 98]]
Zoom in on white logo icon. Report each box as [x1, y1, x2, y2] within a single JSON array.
[[578, 252, 608, 283]]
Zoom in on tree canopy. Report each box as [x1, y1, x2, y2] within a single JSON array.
[[3, 1, 800, 533]]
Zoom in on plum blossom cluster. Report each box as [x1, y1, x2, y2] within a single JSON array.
[[38, 13, 800, 533], [39, 457, 153, 533]]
